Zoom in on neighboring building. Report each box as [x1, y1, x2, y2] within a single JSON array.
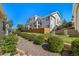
[[0, 4, 5, 35], [26, 11, 62, 32], [73, 3, 79, 32]]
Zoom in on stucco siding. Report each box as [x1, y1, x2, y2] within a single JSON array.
[[73, 3, 79, 32]]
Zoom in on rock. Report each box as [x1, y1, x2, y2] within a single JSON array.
[[64, 43, 71, 51]]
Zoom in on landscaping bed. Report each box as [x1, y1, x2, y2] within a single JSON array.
[[17, 32, 79, 56]]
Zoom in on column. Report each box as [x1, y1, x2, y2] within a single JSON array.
[[36, 21, 38, 29]]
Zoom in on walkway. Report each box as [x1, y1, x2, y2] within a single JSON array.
[[16, 36, 61, 56]]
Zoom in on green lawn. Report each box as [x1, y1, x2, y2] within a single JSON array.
[[56, 35, 79, 43], [37, 33, 79, 44], [19, 32, 79, 44]]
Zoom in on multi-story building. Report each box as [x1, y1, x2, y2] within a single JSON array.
[[73, 3, 79, 32], [26, 11, 62, 32]]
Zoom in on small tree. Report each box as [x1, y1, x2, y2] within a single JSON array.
[[66, 22, 72, 28], [8, 20, 13, 33], [8, 20, 13, 28], [62, 19, 67, 28], [17, 24, 25, 31], [62, 19, 73, 28]]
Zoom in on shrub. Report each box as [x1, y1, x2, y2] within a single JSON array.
[[71, 39, 79, 56], [69, 34, 79, 38], [0, 35, 4, 55], [33, 35, 45, 45], [21, 30, 27, 32], [28, 34, 36, 41], [0, 35, 4, 47], [2, 34, 18, 55], [47, 36, 64, 52], [20, 32, 28, 39], [19, 32, 36, 41], [56, 33, 64, 35]]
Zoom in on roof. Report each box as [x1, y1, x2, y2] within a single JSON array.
[[49, 11, 61, 17], [26, 11, 62, 25]]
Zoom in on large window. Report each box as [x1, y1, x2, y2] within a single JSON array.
[[46, 16, 50, 21], [38, 21, 42, 25], [34, 25, 36, 27]]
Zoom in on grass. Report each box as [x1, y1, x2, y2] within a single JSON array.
[[43, 33, 79, 44], [56, 35, 79, 43], [18, 32, 79, 44]]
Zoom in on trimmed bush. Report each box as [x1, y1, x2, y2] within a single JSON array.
[[28, 34, 36, 41], [56, 33, 64, 35], [33, 35, 45, 45], [47, 36, 64, 52], [18, 32, 36, 41], [20, 32, 29, 39], [71, 39, 79, 56]]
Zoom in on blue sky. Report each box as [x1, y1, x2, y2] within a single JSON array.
[[2, 3, 72, 28]]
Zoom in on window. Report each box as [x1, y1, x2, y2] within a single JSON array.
[[38, 21, 42, 25], [46, 16, 50, 21], [33, 22, 35, 25], [40, 22, 42, 25], [47, 25, 50, 28], [34, 25, 36, 27]]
